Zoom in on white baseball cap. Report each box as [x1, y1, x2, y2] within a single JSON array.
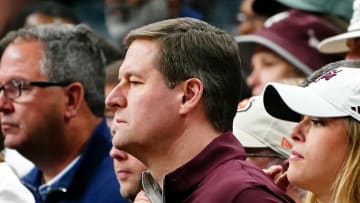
[[318, 0, 360, 53], [263, 67, 360, 123], [233, 96, 296, 158]]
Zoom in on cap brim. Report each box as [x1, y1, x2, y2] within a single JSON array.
[[235, 35, 313, 75], [263, 82, 347, 122], [318, 30, 360, 53], [233, 128, 266, 148]]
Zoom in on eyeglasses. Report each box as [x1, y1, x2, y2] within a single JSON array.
[[246, 153, 284, 159], [0, 80, 70, 100]]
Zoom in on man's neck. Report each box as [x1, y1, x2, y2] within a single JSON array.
[[147, 124, 222, 186], [31, 115, 101, 182]]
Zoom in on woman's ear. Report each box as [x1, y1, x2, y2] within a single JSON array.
[[64, 82, 84, 119], [179, 78, 204, 115]]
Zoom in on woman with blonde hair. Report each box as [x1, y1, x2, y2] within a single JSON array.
[[263, 60, 360, 203]]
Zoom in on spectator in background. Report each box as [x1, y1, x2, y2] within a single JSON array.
[[6, 0, 79, 31], [0, 0, 37, 38], [1, 0, 79, 178], [236, 0, 350, 35], [233, 95, 305, 203], [236, 9, 343, 95], [105, 60, 123, 126], [0, 24, 128, 203], [263, 60, 360, 203], [202, 0, 240, 35], [106, 17, 294, 203], [109, 147, 146, 202], [318, 0, 360, 60], [105, 60, 147, 202], [105, 0, 168, 45], [234, 96, 296, 169], [236, 0, 288, 35], [182, 0, 242, 35]]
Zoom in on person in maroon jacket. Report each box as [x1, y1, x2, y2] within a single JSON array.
[[106, 17, 294, 203]]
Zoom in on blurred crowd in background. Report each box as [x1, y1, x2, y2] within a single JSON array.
[[1, 0, 360, 203]]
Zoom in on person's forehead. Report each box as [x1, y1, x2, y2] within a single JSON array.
[[119, 40, 160, 76], [0, 39, 45, 80], [3, 39, 43, 63]]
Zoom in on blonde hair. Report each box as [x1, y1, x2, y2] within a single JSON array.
[[305, 117, 360, 203]]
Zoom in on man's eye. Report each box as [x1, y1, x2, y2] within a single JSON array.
[[130, 80, 141, 85]]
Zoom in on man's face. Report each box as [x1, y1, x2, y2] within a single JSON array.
[[0, 39, 66, 156], [110, 147, 147, 200], [106, 67, 147, 201], [106, 39, 182, 160]]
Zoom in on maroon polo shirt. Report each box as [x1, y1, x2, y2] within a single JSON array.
[[162, 131, 294, 203]]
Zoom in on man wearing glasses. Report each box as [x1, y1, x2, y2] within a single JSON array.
[[233, 95, 305, 203], [0, 24, 128, 203], [233, 96, 295, 169]]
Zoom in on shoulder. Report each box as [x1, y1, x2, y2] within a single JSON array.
[[194, 160, 293, 202], [234, 187, 294, 203]]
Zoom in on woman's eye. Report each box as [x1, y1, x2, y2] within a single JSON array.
[[311, 119, 324, 126]]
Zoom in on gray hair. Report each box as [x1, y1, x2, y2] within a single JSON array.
[[0, 24, 116, 116]]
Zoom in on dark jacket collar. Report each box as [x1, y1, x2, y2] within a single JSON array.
[[22, 118, 113, 201]]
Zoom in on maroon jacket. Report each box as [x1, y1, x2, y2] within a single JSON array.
[[162, 131, 294, 203]]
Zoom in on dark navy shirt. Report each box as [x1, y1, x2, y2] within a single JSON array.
[[22, 118, 129, 203]]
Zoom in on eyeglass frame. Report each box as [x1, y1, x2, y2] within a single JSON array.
[[245, 152, 285, 159], [0, 79, 71, 100]]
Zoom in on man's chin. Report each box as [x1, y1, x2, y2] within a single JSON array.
[[121, 188, 138, 202]]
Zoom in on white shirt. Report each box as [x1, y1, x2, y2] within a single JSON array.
[[0, 162, 35, 203], [4, 148, 34, 177]]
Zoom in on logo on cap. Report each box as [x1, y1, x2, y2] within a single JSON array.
[[316, 69, 342, 82], [307, 29, 320, 49], [280, 137, 293, 149], [351, 106, 360, 114], [264, 11, 289, 28]]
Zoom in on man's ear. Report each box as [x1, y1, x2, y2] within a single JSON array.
[[64, 82, 84, 119], [179, 78, 204, 115]]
